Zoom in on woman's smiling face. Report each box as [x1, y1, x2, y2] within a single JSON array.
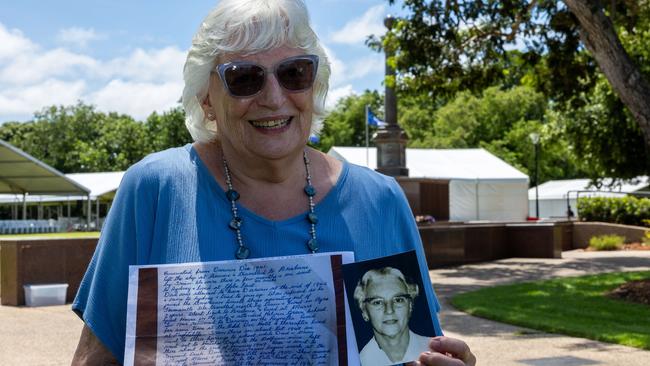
[[205, 46, 314, 161], [363, 275, 413, 339]]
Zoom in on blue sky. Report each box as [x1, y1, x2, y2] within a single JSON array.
[[0, 0, 405, 123]]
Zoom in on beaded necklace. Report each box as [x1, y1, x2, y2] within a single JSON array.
[[222, 150, 319, 259]]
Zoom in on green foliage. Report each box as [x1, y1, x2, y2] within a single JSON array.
[[644, 231, 650, 245], [417, 86, 587, 182], [370, 0, 650, 180], [0, 102, 189, 173], [555, 4, 650, 179], [372, 0, 602, 102], [431, 86, 545, 147], [558, 74, 650, 180], [398, 94, 438, 146], [451, 271, 650, 350], [589, 234, 625, 251], [577, 196, 650, 226], [145, 107, 192, 152], [314, 90, 382, 152]]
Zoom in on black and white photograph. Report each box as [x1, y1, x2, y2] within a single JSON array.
[[342, 250, 436, 366]]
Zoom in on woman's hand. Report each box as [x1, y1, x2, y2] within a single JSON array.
[[414, 336, 476, 366], [71, 325, 119, 365]]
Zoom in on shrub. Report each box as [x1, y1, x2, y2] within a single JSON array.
[[644, 231, 650, 246], [589, 234, 625, 251], [578, 196, 650, 226]]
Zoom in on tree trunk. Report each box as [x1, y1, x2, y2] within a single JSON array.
[[564, 0, 650, 145]]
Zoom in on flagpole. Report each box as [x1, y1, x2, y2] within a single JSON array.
[[365, 105, 369, 167]]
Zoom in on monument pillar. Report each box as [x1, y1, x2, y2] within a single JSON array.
[[375, 15, 409, 177]]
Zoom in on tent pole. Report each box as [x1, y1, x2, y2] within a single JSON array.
[[475, 179, 480, 221], [67, 197, 71, 218], [96, 198, 100, 230], [87, 195, 91, 230], [22, 193, 27, 220]]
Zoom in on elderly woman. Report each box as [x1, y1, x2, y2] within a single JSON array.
[[71, 0, 475, 365], [354, 267, 431, 365]]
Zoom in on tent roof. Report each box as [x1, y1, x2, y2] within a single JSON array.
[[528, 177, 650, 200], [0, 171, 125, 204], [66, 171, 125, 198], [0, 139, 90, 195], [328, 147, 529, 181]]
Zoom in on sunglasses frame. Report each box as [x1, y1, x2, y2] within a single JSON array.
[[214, 54, 319, 98]]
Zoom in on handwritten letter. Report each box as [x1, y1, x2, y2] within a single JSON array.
[[125, 252, 355, 366]]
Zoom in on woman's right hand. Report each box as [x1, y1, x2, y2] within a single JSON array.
[[414, 336, 477, 366], [71, 325, 119, 365]]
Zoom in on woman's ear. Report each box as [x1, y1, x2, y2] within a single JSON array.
[[202, 94, 215, 121]]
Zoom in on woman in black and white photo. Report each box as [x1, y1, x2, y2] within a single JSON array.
[[354, 267, 431, 365]]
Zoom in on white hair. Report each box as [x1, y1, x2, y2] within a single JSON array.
[[182, 0, 331, 142], [353, 267, 420, 311]]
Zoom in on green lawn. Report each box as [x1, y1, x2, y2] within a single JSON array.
[[0, 232, 100, 239], [451, 271, 650, 350]]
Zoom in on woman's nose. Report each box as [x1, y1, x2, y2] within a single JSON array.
[[256, 73, 285, 109], [384, 301, 395, 314]]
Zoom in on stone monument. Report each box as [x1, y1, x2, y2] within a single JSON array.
[[374, 14, 409, 177]]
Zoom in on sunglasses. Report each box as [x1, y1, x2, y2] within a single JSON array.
[[215, 54, 319, 98]]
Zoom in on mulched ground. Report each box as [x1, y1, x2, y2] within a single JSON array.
[[607, 279, 650, 306], [623, 242, 650, 251], [585, 242, 650, 251]]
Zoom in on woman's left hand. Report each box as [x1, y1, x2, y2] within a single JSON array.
[[413, 336, 476, 366]]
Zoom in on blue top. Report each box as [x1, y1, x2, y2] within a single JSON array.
[[73, 144, 442, 363]]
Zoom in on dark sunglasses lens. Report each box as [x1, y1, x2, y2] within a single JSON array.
[[276, 59, 315, 91], [224, 64, 265, 97]]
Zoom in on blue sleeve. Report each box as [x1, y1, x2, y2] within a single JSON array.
[[72, 163, 158, 363], [390, 179, 444, 337]]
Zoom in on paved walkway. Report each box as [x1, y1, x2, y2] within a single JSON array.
[[1, 250, 649, 365]]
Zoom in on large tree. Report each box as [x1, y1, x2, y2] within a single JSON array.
[[375, 0, 650, 144], [0, 103, 191, 172]]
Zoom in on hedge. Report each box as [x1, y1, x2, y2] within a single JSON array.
[[577, 196, 650, 227]]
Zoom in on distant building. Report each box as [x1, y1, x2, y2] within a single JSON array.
[[0, 171, 124, 229], [528, 177, 650, 219], [329, 147, 529, 222]]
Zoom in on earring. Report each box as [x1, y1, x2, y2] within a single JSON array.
[[207, 111, 216, 121]]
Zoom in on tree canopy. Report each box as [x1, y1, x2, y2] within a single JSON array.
[[372, 0, 650, 146], [0, 103, 191, 173], [359, 0, 650, 181]]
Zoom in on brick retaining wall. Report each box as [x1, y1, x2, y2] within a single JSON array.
[[0, 238, 97, 306], [572, 222, 647, 248]]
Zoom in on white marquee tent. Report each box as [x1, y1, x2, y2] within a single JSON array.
[[0, 171, 125, 228], [528, 177, 650, 218], [328, 147, 530, 222]]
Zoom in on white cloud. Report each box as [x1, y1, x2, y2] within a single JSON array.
[[329, 5, 386, 45], [103, 47, 185, 83], [0, 23, 37, 60], [348, 54, 384, 80], [0, 79, 86, 115], [89, 80, 182, 120], [323, 44, 383, 84], [325, 84, 355, 110], [0, 48, 98, 85], [56, 27, 105, 48], [0, 22, 186, 121], [322, 45, 346, 88]]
